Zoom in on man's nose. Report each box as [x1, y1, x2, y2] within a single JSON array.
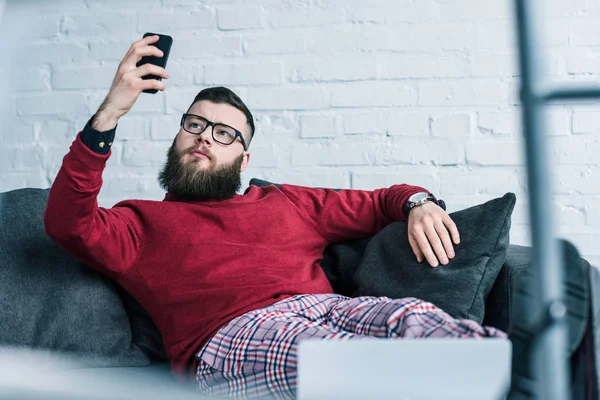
[[195, 127, 213, 144]]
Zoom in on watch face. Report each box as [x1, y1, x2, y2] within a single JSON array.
[[409, 192, 429, 203]]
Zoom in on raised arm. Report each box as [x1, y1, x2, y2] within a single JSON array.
[[44, 35, 170, 279]]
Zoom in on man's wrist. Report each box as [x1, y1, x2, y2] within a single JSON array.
[[91, 105, 120, 132]]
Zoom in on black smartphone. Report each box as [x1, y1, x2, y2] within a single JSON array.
[[136, 32, 173, 94]]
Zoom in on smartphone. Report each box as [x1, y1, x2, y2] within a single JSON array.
[[136, 32, 173, 94]]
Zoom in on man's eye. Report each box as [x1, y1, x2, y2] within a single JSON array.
[[216, 130, 231, 137], [190, 123, 201, 129]]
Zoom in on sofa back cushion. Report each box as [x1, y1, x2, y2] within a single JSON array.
[[0, 188, 149, 366]]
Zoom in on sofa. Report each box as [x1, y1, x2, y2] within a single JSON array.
[[0, 183, 598, 399]]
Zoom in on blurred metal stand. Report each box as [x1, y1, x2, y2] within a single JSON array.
[[510, 0, 600, 398]]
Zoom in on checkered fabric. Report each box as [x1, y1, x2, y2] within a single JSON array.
[[195, 294, 507, 399]]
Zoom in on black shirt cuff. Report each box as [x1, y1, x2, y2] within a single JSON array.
[[80, 115, 117, 155]]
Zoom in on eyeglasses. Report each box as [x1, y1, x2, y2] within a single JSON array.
[[180, 113, 248, 151]]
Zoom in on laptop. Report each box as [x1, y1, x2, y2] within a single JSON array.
[[297, 338, 511, 400]]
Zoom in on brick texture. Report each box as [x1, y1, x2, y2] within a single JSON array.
[[1, 0, 599, 264]]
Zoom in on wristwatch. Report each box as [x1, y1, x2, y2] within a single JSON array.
[[404, 192, 436, 215]]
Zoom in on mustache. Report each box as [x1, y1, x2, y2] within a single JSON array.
[[184, 145, 213, 159]]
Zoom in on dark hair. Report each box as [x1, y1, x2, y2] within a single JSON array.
[[189, 87, 255, 147]]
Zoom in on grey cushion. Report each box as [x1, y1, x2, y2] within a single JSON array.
[[0, 188, 150, 367], [353, 193, 516, 324]]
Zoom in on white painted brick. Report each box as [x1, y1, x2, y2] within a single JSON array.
[[204, 62, 281, 85], [4, 10, 60, 40], [254, 113, 299, 138], [587, 199, 600, 229], [115, 117, 149, 142], [419, 81, 510, 106], [249, 169, 350, 189], [477, 20, 516, 50], [12, 43, 87, 66], [61, 14, 137, 37], [376, 138, 464, 166], [291, 141, 380, 167], [478, 110, 520, 135], [342, 112, 384, 135], [570, 18, 600, 46], [384, 1, 440, 23], [573, 110, 600, 133], [246, 143, 278, 168], [0, 144, 42, 172], [299, 114, 338, 138], [470, 51, 518, 77], [122, 141, 171, 167], [89, 91, 164, 115], [431, 114, 474, 137], [87, 0, 163, 10], [331, 82, 416, 107], [411, 22, 479, 51], [173, 36, 243, 58], [52, 66, 116, 90], [385, 113, 430, 137], [438, 0, 512, 20], [293, 58, 378, 82], [352, 171, 438, 192], [267, 5, 345, 28], [0, 171, 48, 192], [14, 66, 50, 92], [557, 166, 600, 194], [466, 141, 525, 166], [346, 5, 385, 24], [151, 116, 182, 141], [379, 54, 470, 79], [1, 118, 35, 145], [89, 41, 132, 62], [36, 120, 73, 147], [218, 6, 263, 30], [567, 48, 600, 74], [165, 87, 207, 114], [544, 108, 571, 136], [138, 9, 214, 32], [438, 167, 526, 196], [552, 134, 600, 165], [543, 18, 571, 47], [167, 61, 202, 87], [243, 32, 306, 55], [247, 86, 328, 110], [16, 93, 88, 117]]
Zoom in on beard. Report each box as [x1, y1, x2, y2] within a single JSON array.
[[157, 142, 243, 202]]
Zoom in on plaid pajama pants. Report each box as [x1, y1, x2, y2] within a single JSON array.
[[195, 294, 506, 399]]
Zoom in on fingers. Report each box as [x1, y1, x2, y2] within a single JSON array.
[[413, 229, 439, 267], [443, 213, 461, 245], [434, 220, 455, 261], [424, 223, 448, 266], [141, 79, 166, 92], [409, 235, 425, 264], [121, 36, 163, 68], [132, 63, 170, 80]]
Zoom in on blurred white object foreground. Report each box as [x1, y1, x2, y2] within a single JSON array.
[[0, 347, 206, 400], [297, 338, 512, 400]]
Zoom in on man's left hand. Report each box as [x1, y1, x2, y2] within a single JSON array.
[[407, 202, 460, 268]]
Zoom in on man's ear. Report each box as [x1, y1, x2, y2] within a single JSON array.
[[240, 151, 251, 173]]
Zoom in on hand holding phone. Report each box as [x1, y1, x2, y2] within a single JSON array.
[[136, 32, 173, 94], [91, 34, 172, 131]]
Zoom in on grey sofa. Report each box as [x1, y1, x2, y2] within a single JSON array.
[[0, 186, 598, 399]]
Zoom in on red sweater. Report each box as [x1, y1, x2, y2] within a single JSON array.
[[44, 133, 430, 380]]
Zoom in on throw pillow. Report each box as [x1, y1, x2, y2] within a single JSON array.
[[353, 193, 516, 324], [0, 188, 150, 367]]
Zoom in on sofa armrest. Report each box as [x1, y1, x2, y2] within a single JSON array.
[[483, 242, 592, 356], [482, 244, 531, 332]]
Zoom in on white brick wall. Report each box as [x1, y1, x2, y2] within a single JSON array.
[[1, 0, 600, 267]]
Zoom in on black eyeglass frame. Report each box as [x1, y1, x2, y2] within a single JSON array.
[[180, 113, 248, 151]]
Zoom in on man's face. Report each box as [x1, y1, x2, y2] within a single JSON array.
[[157, 100, 251, 201]]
